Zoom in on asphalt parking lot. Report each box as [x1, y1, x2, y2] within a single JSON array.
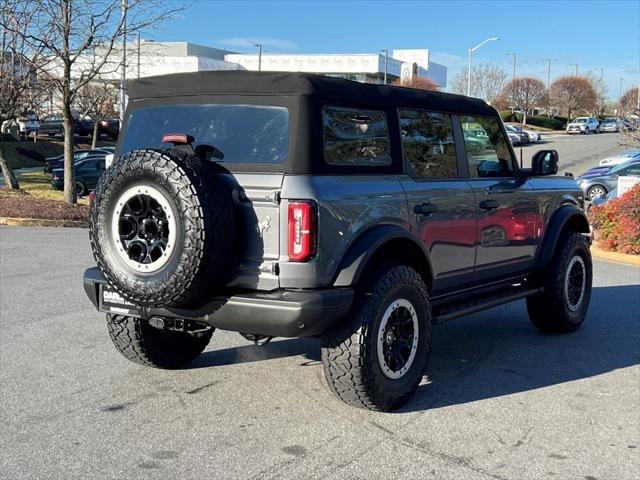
[[517, 131, 622, 174], [1, 226, 638, 480]]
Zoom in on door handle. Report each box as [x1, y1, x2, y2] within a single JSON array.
[[479, 199, 499, 210], [414, 203, 439, 215]]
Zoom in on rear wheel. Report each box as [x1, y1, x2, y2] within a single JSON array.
[[527, 232, 592, 333], [107, 314, 212, 368], [321, 264, 431, 411]]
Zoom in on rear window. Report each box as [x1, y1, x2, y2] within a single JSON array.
[[120, 104, 289, 163], [323, 106, 391, 166]]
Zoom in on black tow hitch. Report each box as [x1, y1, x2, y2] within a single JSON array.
[[148, 316, 212, 337]]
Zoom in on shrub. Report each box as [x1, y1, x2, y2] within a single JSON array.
[[588, 183, 640, 255], [525, 115, 566, 130]]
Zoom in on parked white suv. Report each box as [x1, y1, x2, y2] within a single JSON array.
[[566, 116, 599, 134]]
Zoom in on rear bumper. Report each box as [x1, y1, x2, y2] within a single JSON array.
[[83, 267, 354, 338]]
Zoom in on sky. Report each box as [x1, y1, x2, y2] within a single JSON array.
[[153, 0, 640, 100]]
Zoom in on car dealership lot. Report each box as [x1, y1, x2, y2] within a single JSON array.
[[1, 226, 638, 480]]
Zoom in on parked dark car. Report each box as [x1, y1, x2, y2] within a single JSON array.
[[98, 118, 120, 139], [83, 71, 593, 412], [51, 156, 106, 196], [577, 158, 640, 199], [44, 148, 110, 173], [38, 115, 94, 137]]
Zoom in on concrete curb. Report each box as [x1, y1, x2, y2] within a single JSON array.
[[0, 217, 89, 228], [591, 245, 640, 267]]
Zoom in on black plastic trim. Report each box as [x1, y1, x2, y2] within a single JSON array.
[[535, 205, 590, 271], [83, 267, 353, 337]]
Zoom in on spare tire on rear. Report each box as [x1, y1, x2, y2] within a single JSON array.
[[89, 149, 236, 308]]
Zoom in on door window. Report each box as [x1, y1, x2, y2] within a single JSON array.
[[323, 106, 391, 166], [461, 116, 515, 178], [399, 109, 457, 179]]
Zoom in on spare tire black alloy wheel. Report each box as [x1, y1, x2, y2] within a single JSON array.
[[111, 185, 177, 273]]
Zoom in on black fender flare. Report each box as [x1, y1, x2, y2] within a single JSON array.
[[535, 204, 590, 271], [332, 224, 433, 287]]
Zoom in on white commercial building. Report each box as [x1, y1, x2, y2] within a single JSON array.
[[42, 42, 448, 114], [225, 49, 447, 87]]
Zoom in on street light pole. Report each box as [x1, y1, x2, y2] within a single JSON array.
[[255, 43, 263, 72], [507, 53, 516, 80], [543, 58, 551, 90], [466, 36, 499, 96], [570, 63, 578, 76], [380, 49, 388, 84], [619, 78, 624, 102]]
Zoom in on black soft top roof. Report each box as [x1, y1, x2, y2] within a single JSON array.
[[129, 71, 497, 117]]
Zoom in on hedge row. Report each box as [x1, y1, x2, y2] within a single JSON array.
[[499, 111, 568, 130]]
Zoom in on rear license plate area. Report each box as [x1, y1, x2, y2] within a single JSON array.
[[99, 284, 142, 317]]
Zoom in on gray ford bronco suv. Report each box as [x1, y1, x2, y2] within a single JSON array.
[[84, 71, 592, 411]]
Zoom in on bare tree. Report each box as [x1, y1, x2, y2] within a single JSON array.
[[2, 0, 183, 203], [0, 3, 50, 190], [393, 75, 440, 91], [619, 86, 640, 116], [586, 73, 608, 116], [74, 80, 118, 148], [473, 64, 508, 105], [500, 76, 546, 125], [449, 70, 468, 96], [549, 75, 597, 126], [449, 63, 508, 105]]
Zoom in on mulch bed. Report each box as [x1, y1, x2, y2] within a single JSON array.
[[0, 188, 89, 221]]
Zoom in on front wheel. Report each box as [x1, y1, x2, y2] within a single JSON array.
[[107, 314, 213, 368], [526, 232, 592, 333], [321, 264, 431, 411]]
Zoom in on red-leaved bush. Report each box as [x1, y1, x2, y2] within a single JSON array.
[[588, 183, 640, 255]]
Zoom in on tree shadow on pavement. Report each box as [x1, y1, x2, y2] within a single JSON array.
[[400, 284, 640, 413]]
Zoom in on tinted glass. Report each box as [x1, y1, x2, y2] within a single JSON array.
[[399, 109, 457, 178], [323, 106, 391, 166], [120, 104, 289, 163], [461, 116, 514, 178]]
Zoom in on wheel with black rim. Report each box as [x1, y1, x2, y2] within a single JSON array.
[[321, 264, 431, 411], [89, 149, 236, 307], [526, 231, 592, 333], [107, 314, 213, 369], [586, 184, 607, 200]]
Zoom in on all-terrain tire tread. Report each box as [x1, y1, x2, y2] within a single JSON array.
[[321, 265, 431, 411]]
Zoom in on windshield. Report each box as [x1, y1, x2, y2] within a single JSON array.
[[120, 104, 289, 164], [612, 161, 639, 173], [574, 118, 588, 123], [603, 118, 616, 123]]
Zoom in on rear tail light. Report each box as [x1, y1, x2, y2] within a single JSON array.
[[288, 200, 317, 262]]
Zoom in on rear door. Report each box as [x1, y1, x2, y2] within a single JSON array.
[[459, 115, 539, 281], [398, 109, 477, 294]]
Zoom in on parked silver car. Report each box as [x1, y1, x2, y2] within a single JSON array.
[[566, 116, 599, 134], [599, 117, 620, 133]]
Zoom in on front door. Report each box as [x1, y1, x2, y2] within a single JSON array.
[[398, 109, 477, 294], [459, 115, 540, 282]]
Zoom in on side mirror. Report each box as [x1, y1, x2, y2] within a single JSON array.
[[532, 150, 559, 176]]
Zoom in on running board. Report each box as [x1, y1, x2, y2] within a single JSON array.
[[433, 286, 544, 324]]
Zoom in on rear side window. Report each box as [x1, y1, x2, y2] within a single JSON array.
[[461, 116, 515, 178], [120, 104, 289, 164], [323, 106, 391, 166], [399, 109, 457, 179]]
